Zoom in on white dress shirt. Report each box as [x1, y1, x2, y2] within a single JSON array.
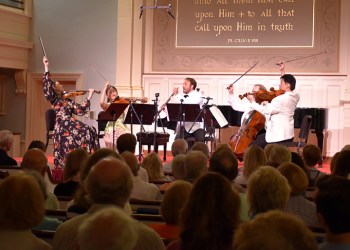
[[250, 91, 300, 143], [228, 94, 255, 125], [173, 90, 203, 133]]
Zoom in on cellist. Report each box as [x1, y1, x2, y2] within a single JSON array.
[[247, 62, 300, 149]]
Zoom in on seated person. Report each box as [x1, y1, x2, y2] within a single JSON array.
[[0, 130, 17, 166]]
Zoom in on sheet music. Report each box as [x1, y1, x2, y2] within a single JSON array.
[[209, 105, 228, 128]]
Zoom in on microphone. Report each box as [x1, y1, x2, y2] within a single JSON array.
[[201, 97, 213, 100]]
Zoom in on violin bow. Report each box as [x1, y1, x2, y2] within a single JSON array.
[[276, 50, 327, 65], [90, 65, 109, 83], [227, 61, 259, 89], [39, 37, 47, 57]]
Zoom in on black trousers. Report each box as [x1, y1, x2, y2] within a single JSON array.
[[175, 128, 205, 148], [250, 133, 294, 149]]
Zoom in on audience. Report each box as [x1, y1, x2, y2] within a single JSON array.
[[302, 144, 326, 186], [235, 145, 267, 186], [27, 171, 62, 231], [277, 162, 318, 226], [121, 151, 161, 200], [27, 140, 47, 152], [190, 141, 210, 159], [233, 210, 318, 250], [54, 148, 88, 197], [316, 175, 350, 250], [0, 174, 52, 250], [0, 130, 17, 166], [69, 148, 130, 215], [247, 166, 290, 218], [183, 150, 208, 183], [267, 144, 291, 166], [163, 139, 188, 173], [171, 154, 186, 180], [166, 172, 240, 250], [21, 148, 59, 209], [150, 180, 193, 240], [77, 207, 138, 250], [53, 157, 165, 250], [116, 133, 137, 154], [331, 149, 350, 178], [141, 152, 168, 182]]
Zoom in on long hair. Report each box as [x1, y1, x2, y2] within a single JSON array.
[[179, 173, 240, 250]]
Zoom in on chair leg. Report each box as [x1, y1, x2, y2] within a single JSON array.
[[163, 144, 167, 161]]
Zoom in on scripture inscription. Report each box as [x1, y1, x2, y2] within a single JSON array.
[[176, 0, 314, 47]]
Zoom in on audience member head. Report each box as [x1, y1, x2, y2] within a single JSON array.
[[116, 133, 137, 154], [290, 152, 309, 178], [341, 144, 350, 152], [172, 154, 186, 180], [332, 149, 350, 178], [247, 166, 290, 216], [161, 180, 193, 225], [141, 152, 165, 181], [171, 139, 188, 157], [74, 148, 123, 209], [233, 210, 318, 250], [209, 148, 238, 181], [315, 175, 350, 235], [80, 148, 121, 182], [302, 144, 322, 167], [278, 162, 308, 196], [263, 143, 276, 160], [0, 130, 13, 151], [268, 144, 291, 166], [85, 157, 133, 207], [0, 174, 45, 230], [121, 151, 139, 176], [243, 145, 267, 178], [78, 207, 138, 250], [184, 150, 208, 182], [27, 140, 46, 152], [64, 148, 88, 181], [191, 142, 210, 159], [215, 143, 231, 152], [180, 172, 241, 250], [21, 148, 48, 176], [330, 151, 340, 174]]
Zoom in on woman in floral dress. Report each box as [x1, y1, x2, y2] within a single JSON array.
[[43, 56, 99, 169], [100, 81, 130, 150]]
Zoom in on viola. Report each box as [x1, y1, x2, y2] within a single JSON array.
[[62, 90, 101, 99]]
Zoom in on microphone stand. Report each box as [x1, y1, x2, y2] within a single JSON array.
[[152, 93, 160, 147], [176, 99, 185, 139], [188, 97, 211, 142]]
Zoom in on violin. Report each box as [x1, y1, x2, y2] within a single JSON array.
[[239, 87, 285, 104], [113, 97, 148, 104], [63, 90, 101, 99]]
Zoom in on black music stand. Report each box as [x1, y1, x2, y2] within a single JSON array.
[[124, 103, 155, 161], [166, 103, 202, 138], [99, 102, 130, 150]]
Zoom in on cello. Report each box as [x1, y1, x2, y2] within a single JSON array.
[[229, 88, 285, 159]]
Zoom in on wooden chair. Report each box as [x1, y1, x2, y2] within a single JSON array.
[[45, 209, 68, 222], [132, 214, 164, 224], [129, 198, 161, 215], [31, 229, 55, 246]]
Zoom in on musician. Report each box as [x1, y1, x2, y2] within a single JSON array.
[[172, 78, 205, 144], [227, 83, 267, 126], [247, 64, 300, 148], [100, 81, 130, 150], [42, 56, 99, 169]]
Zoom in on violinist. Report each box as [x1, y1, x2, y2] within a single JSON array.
[[42, 56, 99, 169], [100, 81, 130, 150], [247, 62, 300, 149]]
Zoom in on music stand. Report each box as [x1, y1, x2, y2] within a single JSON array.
[[99, 102, 130, 150], [166, 103, 202, 138], [124, 103, 155, 161]]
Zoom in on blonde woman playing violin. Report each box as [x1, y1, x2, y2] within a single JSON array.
[[100, 81, 130, 150], [42, 56, 99, 169]]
